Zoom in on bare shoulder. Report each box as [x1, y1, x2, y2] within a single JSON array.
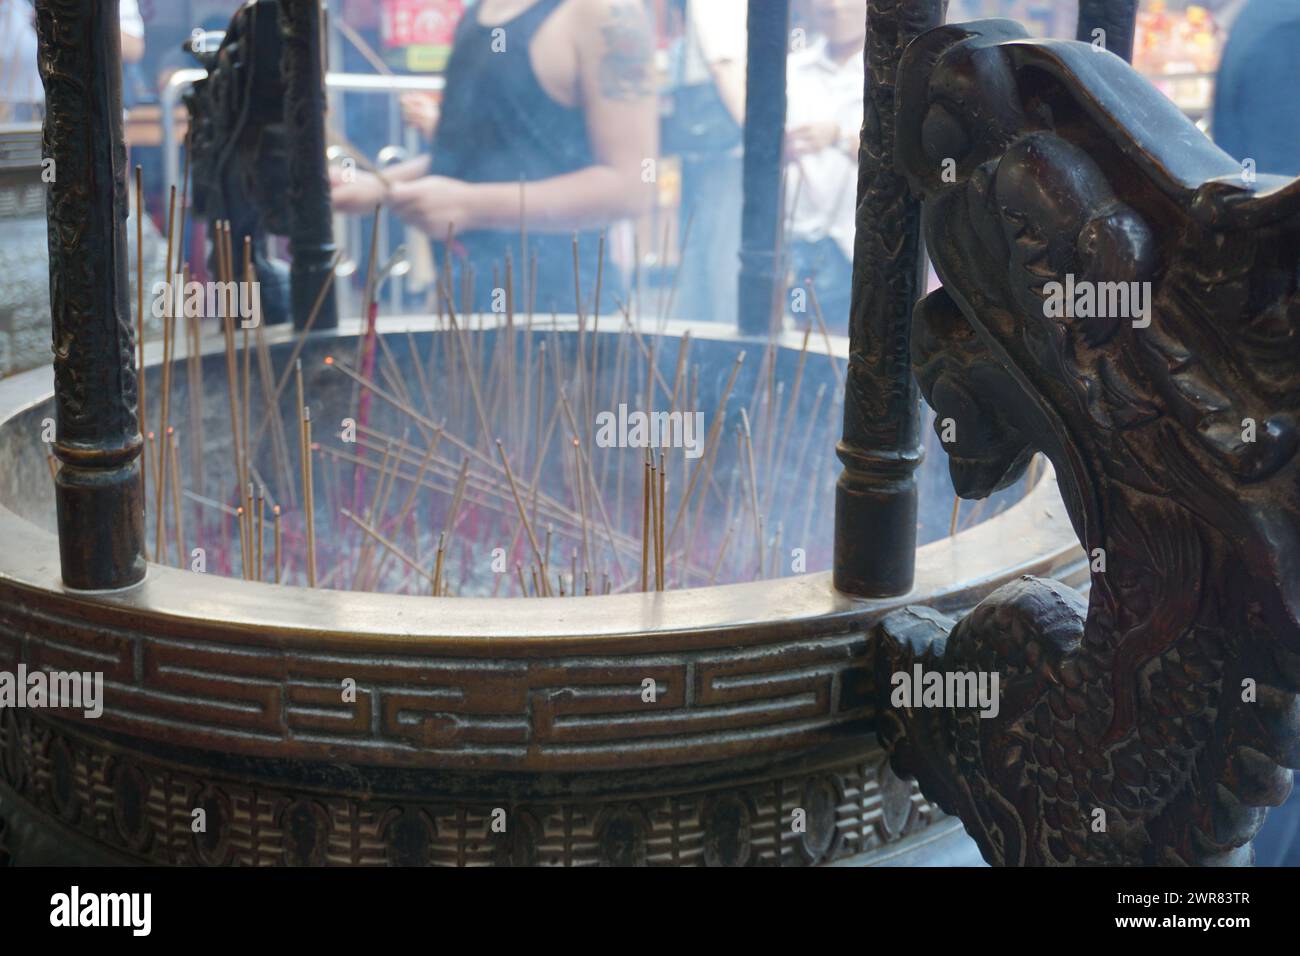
[[572, 0, 655, 101]]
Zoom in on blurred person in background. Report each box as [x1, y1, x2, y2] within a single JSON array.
[[118, 0, 148, 108], [119, 0, 144, 63], [665, 0, 746, 324], [0, 0, 144, 119], [1212, 0, 1300, 867], [401, 90, 440, 143], [0, 0, 41, 122], [387, 0, 452, 145], [1211, 0, 1300, 177], [0, 0, 164, 378], [783, 0, 864, 335], [332, 0, 658, 315]]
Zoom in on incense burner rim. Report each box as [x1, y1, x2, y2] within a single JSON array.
[[0, 314, 1081, 647]]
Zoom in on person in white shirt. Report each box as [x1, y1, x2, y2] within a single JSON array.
[[682, 0, 747, 122], [784, 0, 865, 334], [119, 0, 147, 107], [120, 0, 145, 60]]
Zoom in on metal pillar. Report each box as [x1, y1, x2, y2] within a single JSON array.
[[35, 0, 146, 590], [279, 0, 339, 330], [833, 0, 944, 598], [1075, 0, 1140, 63], [736, 0, 790, 337]]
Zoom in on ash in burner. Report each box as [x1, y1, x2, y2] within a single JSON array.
[[144, 291, 851, 598], [119, 290, 1031, 599]]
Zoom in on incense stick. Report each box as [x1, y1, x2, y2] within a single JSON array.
[[657, 452, 666, 590], [496, 440, 548, 595], [169, 429, 184, 567], [739, 409, 763, 576], [135, 164, 147, 555], [256, 485, 265, 581], [154, 185, 178, 562], [273, 505, 282, 584], [302, 407, 317, 586], [805, 280, 845, 391], [340, 508, 435, 588], [641, 452, 650, 592]]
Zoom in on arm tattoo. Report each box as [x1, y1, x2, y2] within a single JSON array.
[[597, 4, 653, 100]]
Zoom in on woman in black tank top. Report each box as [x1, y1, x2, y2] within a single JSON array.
[[431, 0, 602, 314], [335, 0, 657, 318]]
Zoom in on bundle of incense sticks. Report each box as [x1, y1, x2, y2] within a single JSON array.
[[117, 182, 1028, 598]]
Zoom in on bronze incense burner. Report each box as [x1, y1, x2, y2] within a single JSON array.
[[0, 318, 1080, 866], [2, 0, 1297, 868]]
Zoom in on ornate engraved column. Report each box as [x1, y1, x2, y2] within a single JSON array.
[[737, 0, 791, 336], [279, 0, 338, 330], [35, 0, 146, 590], [833, 0, 945, 598]]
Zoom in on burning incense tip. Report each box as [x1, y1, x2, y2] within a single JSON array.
[[324, 356, 334, 366], [273, 505, 281, 515]]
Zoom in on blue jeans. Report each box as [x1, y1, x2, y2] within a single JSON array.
[[676, 150, 743, 324]]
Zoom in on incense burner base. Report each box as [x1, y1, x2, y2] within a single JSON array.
[[0, 710, 978, 867]]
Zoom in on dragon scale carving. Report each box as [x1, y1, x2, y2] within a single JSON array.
[[873, 20, 1300, 865], [36, 0, 138, 441]]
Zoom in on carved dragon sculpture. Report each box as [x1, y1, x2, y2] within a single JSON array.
[[185, 0, 294, 325], [873, 19, 1300, 865]]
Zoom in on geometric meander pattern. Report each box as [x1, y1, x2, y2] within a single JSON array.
[[0, 599, 874, 771]]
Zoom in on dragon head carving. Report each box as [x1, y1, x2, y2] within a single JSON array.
[[875, 20, 1300, 864]]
